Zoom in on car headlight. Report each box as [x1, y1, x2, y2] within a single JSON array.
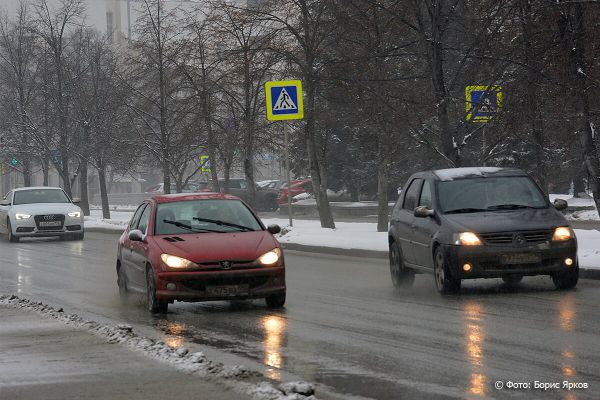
[[454, 232, 482, 246], [68, 211, 81, 218], [161, 254, 198, 269], [257, 248, 281, 266], [15, 213, 31, 220], [552, 227, 573, 242]]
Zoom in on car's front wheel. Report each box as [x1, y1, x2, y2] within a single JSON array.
[[146, 267, 168, 313], [7, 219, 19, 243], [389, 242, 415, 288], [434, 247, 461, 294], [552, 266, 579, 290], [117, 263, 129, 302], [265, 292, 286, 308]]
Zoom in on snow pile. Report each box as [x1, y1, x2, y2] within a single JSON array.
[[434, 167, 503, 181], [576, 230, 600, 268], [0, 294, 318, 400]]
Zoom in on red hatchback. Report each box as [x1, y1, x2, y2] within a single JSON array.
[[116, 193, 286, 313]]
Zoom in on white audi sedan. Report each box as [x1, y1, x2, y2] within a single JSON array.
[[0, 187, 84, 242]]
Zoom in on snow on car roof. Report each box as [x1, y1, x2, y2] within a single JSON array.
[[13, 186, 63, 191], [433, 167, 517, 181]]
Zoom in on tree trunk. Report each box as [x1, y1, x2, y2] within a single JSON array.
[[42, 157, 49, 186], [98, 163, 111, 220], [79, 160, 90, 216], [376, 157, 389, 232], [22, 158, 32, 186]]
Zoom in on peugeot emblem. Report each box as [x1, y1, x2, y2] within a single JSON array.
[[513, 234, 526, 246], [220, 261, 232, 270]]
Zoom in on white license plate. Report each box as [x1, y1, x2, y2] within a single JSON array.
[[39, 221, 62, 227], [206, 285, 248, 297]]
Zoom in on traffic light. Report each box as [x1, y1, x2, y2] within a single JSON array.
[[10, 158, 18, 167]]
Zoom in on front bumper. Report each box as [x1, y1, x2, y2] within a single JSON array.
[[12, 216, 84, 238], [155, 266, 286, 302], [442, 240, 577, 279]]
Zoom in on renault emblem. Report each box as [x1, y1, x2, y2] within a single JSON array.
[[513, 234, 526, 246]]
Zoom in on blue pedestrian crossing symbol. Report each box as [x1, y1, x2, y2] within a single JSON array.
[[266, 80, 304, 121]]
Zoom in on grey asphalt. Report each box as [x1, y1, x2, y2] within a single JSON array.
[[0, 305, 246, 400], [0, 232, 599, 399]]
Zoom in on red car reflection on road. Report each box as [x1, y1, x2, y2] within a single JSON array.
[[116, 193, 286, 313]]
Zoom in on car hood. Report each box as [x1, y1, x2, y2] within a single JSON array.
[[11, 203, 81, 215], [442, 208, 568, 233], [154, 230, 279, 262]]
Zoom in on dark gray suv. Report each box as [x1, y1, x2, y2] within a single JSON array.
[[388, 167, 578, 293]]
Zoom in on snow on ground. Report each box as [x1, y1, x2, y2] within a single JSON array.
[[0, 295, 317, 400], [85, 211, 600, 270]]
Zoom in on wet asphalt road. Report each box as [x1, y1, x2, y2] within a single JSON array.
[[0, 232, 599, 399]]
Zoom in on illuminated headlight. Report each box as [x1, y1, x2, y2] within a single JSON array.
[[453, 232, 482, 246], [161, 254, 198, 269], [552, 227, 573, 242], [258, 248, 281, 266], [68, 211, 81, 218], [15, 213, 31, 220]]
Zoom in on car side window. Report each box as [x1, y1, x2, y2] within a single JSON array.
[[129, 204, 147, 230], [403, 179, 422, 211], [137, 205, 151, 235], [418, 181, 432, 209]]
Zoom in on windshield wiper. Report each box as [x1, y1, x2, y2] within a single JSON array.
[[162, 219, 224, 234], [193, 217, 255, 232], [444, 208, 488, 214], [486, 204, 540, 210]]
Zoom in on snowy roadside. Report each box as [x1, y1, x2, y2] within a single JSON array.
[[0, 294, 317, 400]]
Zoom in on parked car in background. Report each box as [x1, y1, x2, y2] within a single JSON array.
[[116, 193, 286, 313], [257, 180, 282, 190], [196, 179, 279, 211], [145, 182, 200, 194], [388, 167, 578, 293], [0, 187, 84, 242], [277, 179, 313, 205]]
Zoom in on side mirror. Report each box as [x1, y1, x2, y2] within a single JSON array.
[[414, 206, 435, 218], [72, 198, 81, 204], [553, 199, 568, 211], [267, 224, 281, 234], [129, 229, 144, 242], [0, 200, 10, 206]]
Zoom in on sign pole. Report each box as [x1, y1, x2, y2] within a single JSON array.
[[284, 122, 293, 227], [0, 162, 4, 198]]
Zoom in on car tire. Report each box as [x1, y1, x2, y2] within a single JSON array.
[[434, 247, 461, 294], [7, 219, 19, 243], [265, 292, 286, 308], [146, 267, 168, 313], [502, 275, 523, 285], [389, 242, 415, 288], [117, 264, 129, 302], [552, 266, 579, 290]]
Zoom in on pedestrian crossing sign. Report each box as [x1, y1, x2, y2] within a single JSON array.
[[466, 85, 502, 123], [266, 80, 304, 121]]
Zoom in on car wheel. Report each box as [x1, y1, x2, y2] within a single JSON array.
[[265, 292, 286, 308], [146, 267, 168, 313], [552, 266, 579, 290], [7, 219, 19, 243], [502, 275, 523, 285], [117, 264, 129, 302], [434, 247, 461, 294], [389, 242, 415, 288]]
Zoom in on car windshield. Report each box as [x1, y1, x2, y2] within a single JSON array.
[[154, 199, 262, 235], [438, 177, 548, 213], [13, 189, 71, 205]]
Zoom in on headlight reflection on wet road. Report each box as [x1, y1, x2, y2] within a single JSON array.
[[262, 315, 286, 380], [463, 302, 487, 396]]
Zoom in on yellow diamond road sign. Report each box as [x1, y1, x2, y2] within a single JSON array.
[[266, 80, 304, 121]]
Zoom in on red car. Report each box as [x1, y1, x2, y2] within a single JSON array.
[[116, 193, 286, 313], [277, 179, 313, 205]]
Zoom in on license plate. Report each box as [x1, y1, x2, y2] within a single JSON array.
[[39, 221, 62, 227], [206, 285, 248, 297], [501, 253, 541, 265]]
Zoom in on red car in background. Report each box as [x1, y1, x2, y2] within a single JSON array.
[[116, 193, 286, 313], [277, 179, 313, 205]]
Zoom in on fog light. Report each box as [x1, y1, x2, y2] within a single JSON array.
[[166, 283, 177, 291], [463, 263, 473, 272], [565, 258, 574, 267]]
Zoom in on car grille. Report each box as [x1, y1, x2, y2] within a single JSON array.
[[34, 214, 65, 231], [181, 276, 270, 292], [480, 230, 553, 245]]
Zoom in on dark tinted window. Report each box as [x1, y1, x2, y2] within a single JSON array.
[[419, 181, 432, 208], [402, 179, 422, 210], [129, 204, 147, 229]]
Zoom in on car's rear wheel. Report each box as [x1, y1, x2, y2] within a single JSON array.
[[146, 267, 168, 313], [389, 242, 415, 288], [265, 292, 286, 308], [552, 266, 579, 290], [502, 275, 523, 285], [7, 219, 19, 243], [117, 264, 129, 302], [434, 247, 461, 294]]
